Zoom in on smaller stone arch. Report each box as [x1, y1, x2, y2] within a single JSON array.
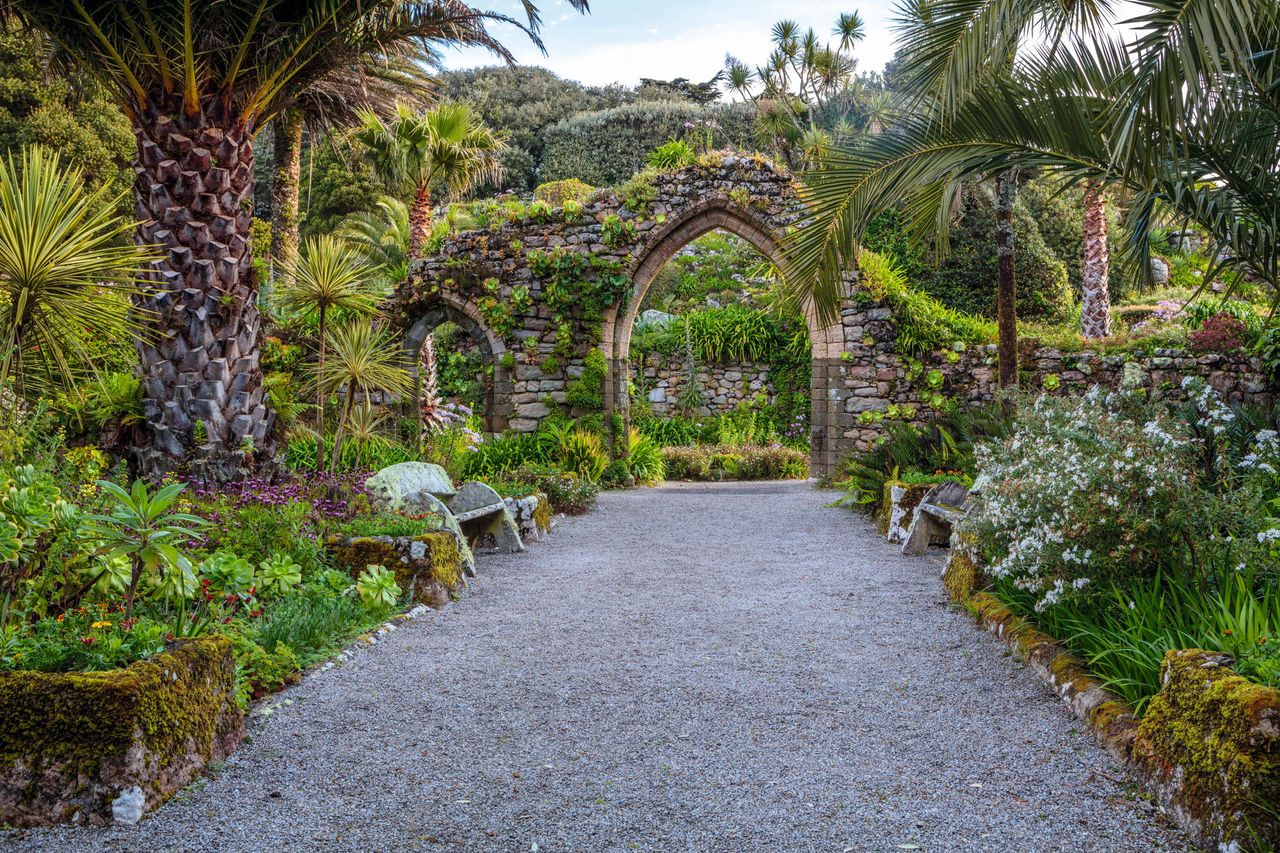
[[403, 292, 513, 434]]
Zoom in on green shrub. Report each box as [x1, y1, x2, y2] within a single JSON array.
[[565, 348, 607, 411], [512, 465, 599, 514], [995, 567, 1280, 710], [647, 139, 696, 171], [633, 414, 706, 447], [252, 588, 377, 667], [858, 251, 997, 356], [203, 501, 329, 577], [618, 169, 658, 214], [624, 429, 665, 485], [865, 189, 1073, 322], [834, 405, 1011, 508], [660, 444, 808, 481], [462, 432, 557, 480], [540, 101, 754, 186], [559, 429, 609, 482], [284, 433, 415, 474], [327, 511, 443, 540], [232, 633, 300, 704], [534, 178, 595, 205]]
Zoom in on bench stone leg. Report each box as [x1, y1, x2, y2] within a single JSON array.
[[491, 510, 524, 554], [902, 511, 948, 556]]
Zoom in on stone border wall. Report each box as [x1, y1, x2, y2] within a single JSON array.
[[0, 635, 243, 827]]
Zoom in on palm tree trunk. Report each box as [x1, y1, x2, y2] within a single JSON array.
[[1080, 182, 1112, 339], [408, 182, 433, 260], [315, 303, 327, 472], [994, 169, 1019, 390], [132, 115, 273, 480], [271, 109, 304, 285]]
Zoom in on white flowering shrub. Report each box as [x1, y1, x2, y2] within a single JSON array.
[[960, 387, 1217, 608]]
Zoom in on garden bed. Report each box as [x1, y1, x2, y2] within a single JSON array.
[[944, 545, 1280, 848], [0, 635, 242, 828]]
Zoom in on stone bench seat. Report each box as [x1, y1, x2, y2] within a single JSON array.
[[448, 482, 523, 554], [902, 481, 972, 556]]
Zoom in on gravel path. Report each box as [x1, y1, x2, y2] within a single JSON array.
[[9, 481, 1183, 852]]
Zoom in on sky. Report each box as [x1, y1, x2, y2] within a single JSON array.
[[443, 1, 905, 88]]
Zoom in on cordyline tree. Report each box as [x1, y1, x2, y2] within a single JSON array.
[[0, 0, 587, 479]]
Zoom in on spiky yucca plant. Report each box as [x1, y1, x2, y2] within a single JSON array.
[[0, 146, 151, 409]]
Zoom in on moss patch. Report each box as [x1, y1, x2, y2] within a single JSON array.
[[326, 535, 399, 576], [0, 635, 242, 826], [326, 533, 466, 608], [413, 530, 463, 590], [942, 549, 985, 603], [1132, 649, 1280, 846], [532, 492, 553, 533]]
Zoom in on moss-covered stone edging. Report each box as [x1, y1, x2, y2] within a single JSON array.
[[327, 530, 466, 609], [944, 548, 1280, 848], [1132, 649, 1280, 847], [0, 635, 243, 827]]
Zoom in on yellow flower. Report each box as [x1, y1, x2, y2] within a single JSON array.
[[91, 620, 112, 629]]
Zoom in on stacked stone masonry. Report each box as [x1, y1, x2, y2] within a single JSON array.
[[635, 354, 774, 416], [399, 155, 1275, 479]]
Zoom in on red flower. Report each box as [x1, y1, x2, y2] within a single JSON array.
[[80, 636, 95, 646]]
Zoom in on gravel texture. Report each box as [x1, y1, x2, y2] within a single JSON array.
[[8, 481, 1184, 852]]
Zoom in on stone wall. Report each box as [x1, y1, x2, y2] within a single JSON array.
[[944, 344, 1272, 407], [822, 299, 1275, 455], [631, 353, 773, 416]]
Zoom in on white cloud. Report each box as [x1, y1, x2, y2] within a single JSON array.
[[445, 0, 902, 86]]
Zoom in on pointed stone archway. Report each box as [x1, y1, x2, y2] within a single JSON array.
[[402, 291, 513, 435], [600, 199, 849, 477]]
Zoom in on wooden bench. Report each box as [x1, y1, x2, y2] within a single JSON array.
[[901, 480, 972, 556]]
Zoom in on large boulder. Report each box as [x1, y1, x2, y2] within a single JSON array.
[[365, 463, 456, 511]]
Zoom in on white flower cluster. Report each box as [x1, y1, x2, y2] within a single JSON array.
[[960, 385, 1195, 609], [1182, 376, 1235, 435], [1240, 429, 1280, 475]]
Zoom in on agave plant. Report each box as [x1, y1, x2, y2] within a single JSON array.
[[0, 146, 151, 408]]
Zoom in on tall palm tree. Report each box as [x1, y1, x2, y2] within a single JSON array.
[[271, 56, 434, 286], [786, 0, 1277, 333], [277, 236, 384, 470], [1080, 182, 1110, 338], [0, 0, 587, 478], [353, 101, 506, 260], [0, 146, 151, 409], [878, 0, 1111, 381]]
